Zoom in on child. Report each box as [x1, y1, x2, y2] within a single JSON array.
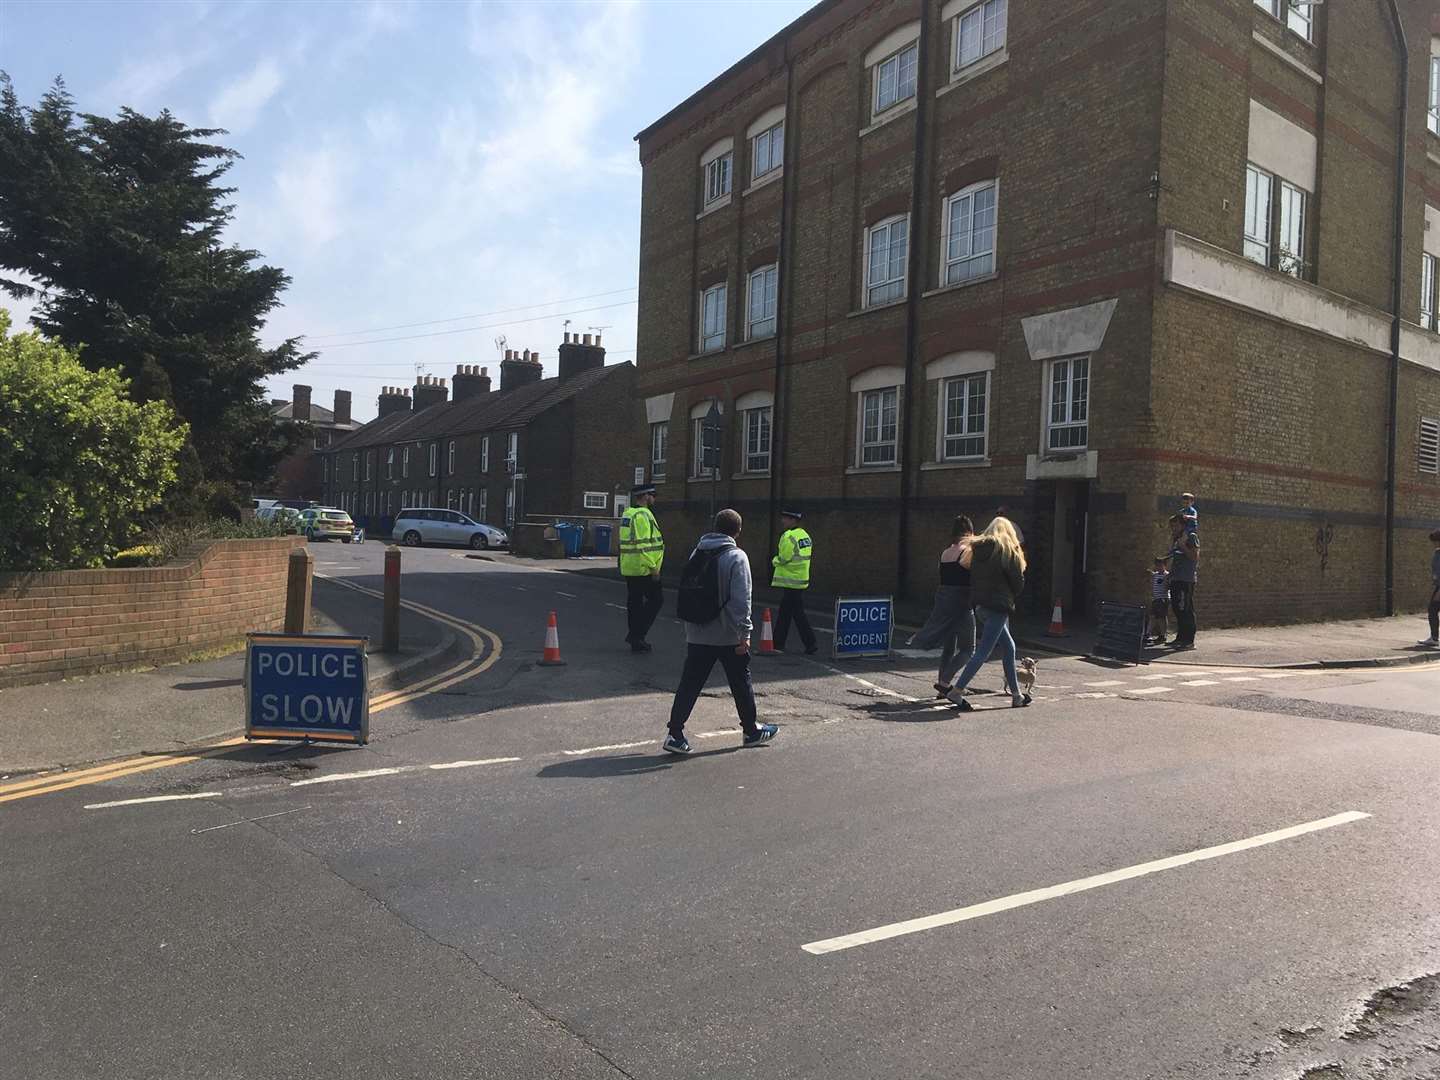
[[1146, 557, 1170, 644], [1180, 492, 1199, 532]]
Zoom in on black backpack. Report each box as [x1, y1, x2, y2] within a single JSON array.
[[676, 546, 725, 624]]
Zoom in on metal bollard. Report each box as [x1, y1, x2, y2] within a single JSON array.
[[284, 546, 313, 634], [382, 545, 401, 653]]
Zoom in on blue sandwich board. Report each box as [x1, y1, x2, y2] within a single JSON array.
[[245, 633, 369, 745], [832, 597, 894, 659]]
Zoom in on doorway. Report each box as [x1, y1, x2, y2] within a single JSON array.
[[1049, 481, 1090, 618]]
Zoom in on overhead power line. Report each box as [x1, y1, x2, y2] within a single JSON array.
[[304, 299, 637, 352], [296, 348, 638, 374], [297, 286, 637, 342]]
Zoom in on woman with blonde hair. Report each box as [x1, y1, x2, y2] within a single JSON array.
[[947, 515, 1029, 710]]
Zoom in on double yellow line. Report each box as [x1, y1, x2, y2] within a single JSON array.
[[0, 579, 502, 806]]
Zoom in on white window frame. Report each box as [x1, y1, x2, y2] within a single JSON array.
[[742, 406, 772, 474], [386, 448, 394, 478], [702, 144, 733, 207], [1422, 252, 1438, 332], [1046, 356, 1090, 453], [745, 264, 778, 340], [504, 486, 515, 526], [447, 440, 455, 475], [583, 491, 609, 511], [874, 41, 918, 116], [352, 454, 359, 482], [691, 417, 714, 479], [939, 372, 990, 461], [481, 436, 489, 472], [942, 180, 998, 286], [650, 421, 668, 480], [858, 387, 900, 467], [1420, 417, 1440, 475], [507, 431, 518, 466], [750, 121, 783, 181], [402, 447, 410, 477], [428, 443, 437, 477], [1244, 163, 1273, 267], [952, 0, 1007, 74], [477, 488, 488, 523], [364, 452, 371, 481], [1430, 53, 1439, 136], [1277, 180, 1307, 278], [1255, 0, 1313, 42], [864, 215, 909, 308], [700, 282, 728, 353]]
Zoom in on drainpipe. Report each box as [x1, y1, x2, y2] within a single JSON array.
[[770, 43, 796, 541], [1382, 0, 1408, 617], [896, 0, 932, 601]]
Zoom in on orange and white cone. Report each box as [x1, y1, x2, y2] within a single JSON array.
[[1046, 598, 1067, 638], [758, 608, 777, 655], [539, 610, 567, 666]]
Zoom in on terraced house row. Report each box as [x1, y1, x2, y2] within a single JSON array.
[[318, 335, 636, 536], [630, 0, 1440, 626]]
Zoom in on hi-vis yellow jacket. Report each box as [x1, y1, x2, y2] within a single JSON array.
[[619, 506, 664, 576], [771, 528, 812, 589]]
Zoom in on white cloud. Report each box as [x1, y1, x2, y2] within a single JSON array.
[[271, 144, 347, 248], [101, 53, 199, 111], [208, 57, 283, 133]]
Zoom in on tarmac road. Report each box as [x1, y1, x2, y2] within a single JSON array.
[[5, 539, 1440, 1080]]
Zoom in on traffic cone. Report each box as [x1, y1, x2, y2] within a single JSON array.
[[758, 608, 777, 655], [1046, 597, 1068, 638], [539, 610, 567, 666]]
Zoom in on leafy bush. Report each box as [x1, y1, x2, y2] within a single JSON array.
[[108, 544, 163, 568], [142, 516, 288, 565], [0, 311, 188, 571]]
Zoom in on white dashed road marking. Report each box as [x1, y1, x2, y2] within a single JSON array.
[[557, 592, 578, 599], [1223, 676, 1260, 682], [85, 792, 222, 810], [801, 810, 1370, 956], [1180, 679, 1220, 686], [429, 757, 522, 770], [562, 741, 655, 756], [291, 768, 404, 787], [1084, 680, 1126, 687], [1126, 687, 1175, 695]]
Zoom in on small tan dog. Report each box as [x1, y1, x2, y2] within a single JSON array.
[[1016, 656, 1037, 698]]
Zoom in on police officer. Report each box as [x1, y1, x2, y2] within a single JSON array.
[[771, 508, 817, 655], [619, 484, 665, 653]]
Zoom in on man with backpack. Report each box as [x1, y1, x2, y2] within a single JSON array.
[[664, 509, 779, 755]]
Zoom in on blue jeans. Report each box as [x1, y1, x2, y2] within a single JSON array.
[[954, 606, 1018, 695]]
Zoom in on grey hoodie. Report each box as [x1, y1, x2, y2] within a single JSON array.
[[685, 533, 754, 646]]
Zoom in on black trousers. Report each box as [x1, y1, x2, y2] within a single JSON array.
[[625, 576, 664, 644], [1428, 587, 1439, 639], [1169, 580, 1197, 645], [668, 644, 758, 737], [774, 588, 816, 652]]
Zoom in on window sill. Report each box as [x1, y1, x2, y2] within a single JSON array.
[[921, 458, 991, 471], [731, 471, 771, 481], [845, 464, 902, 475], [936, 49, 1007, 99], [859, 99, 917, 138], [733, 333, 776, 351], [687, 347, 729, 360], [922, 271, 999, 298], [1250, 30, 1322, 84], [847, 297, 908, 319], [743, 169, 782, 196], [687, 474, 721, 484], [1253, 7, 1315, 51], [696, 195, 732, 221]]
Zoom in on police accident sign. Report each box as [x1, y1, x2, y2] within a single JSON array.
[[832, 596, 894, 659], [245, 633, 369, 744]]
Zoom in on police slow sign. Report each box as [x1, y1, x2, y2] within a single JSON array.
[[833, 596, 894, 659], [245, 633, 369, 744]]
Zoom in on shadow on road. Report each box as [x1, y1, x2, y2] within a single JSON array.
[[536, 746, 745, 778], [171, 678, 243, 691]]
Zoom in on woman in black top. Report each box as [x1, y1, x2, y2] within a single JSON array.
[[907, 516, 976, 696]]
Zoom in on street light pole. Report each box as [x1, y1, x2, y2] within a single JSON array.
[[1379, 0, 1408, 617]]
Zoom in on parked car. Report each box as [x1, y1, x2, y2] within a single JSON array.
[[298, 507, 356, 542], [392, 508, 508, 550], [257, 505, 303, 533]]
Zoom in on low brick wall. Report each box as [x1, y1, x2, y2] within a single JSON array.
[[0, 536, 306, 689]]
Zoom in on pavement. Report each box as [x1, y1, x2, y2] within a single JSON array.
[[6, 539, 1440, 1079], [0, 572, 457, 776]]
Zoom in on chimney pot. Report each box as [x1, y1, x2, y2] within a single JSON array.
[[481, 366, 488, 376], [333, 389, 352, 426], [582, 333, 592, 346], [595, 333, 602, 346]]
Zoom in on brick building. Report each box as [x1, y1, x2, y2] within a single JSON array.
[[631, 0, 1440, 626], [320, 335, 637, 536], [269, 385, 362, 501]]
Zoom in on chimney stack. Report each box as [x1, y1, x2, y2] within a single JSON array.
[[292, 384, 312, 422], [453, 363, 493, 402], [557, 330, 607, 380], [333, 389, 352, 426], [377, 386, 411, 418], [413, 374, 449, 412], [500, 347, 545, 391]]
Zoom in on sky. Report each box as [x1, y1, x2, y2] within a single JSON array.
[[0, 0, 815, 421]]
